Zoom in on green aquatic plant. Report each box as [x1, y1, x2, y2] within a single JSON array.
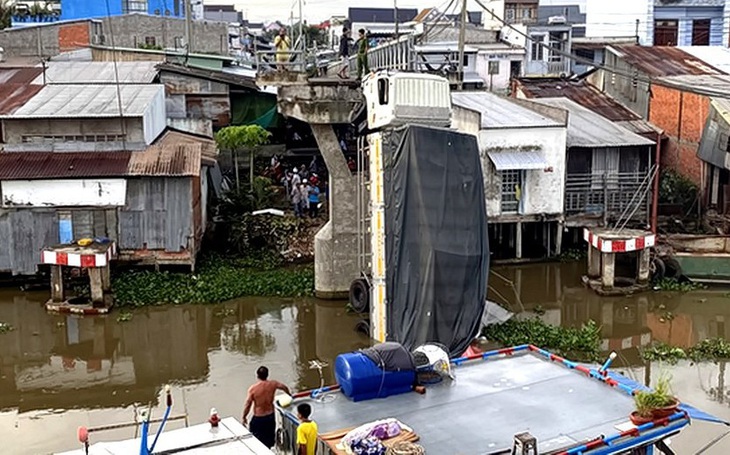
[[481, 317, 601, 362], [116, 312, 133, 323], [634, 374, 675, 417], [688, 338, 730, 364], [641, 343, 687, 365], [654, 278, 705, 292]]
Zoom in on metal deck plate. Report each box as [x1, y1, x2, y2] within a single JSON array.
[[55, 417, 274, 455], [290, 353, 637, 454]]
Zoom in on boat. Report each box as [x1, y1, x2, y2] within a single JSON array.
[[275, 343, 726, 455], [56, 386, 274, 455]]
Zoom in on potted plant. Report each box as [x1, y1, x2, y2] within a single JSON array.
[[630, 374, 680, 425]]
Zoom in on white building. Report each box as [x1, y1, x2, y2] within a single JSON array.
[[474, 43, 526, 93], [451, 92, 569, 260]]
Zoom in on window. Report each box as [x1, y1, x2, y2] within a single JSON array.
[[377, 78, 389, 105], [488, 61, 500, 75], [123, 0, 148, 14], [521, 7, 533, 19], [145, 36, 156, 46], [654, 20, 678, 46], [692, 19, 711, 46], [530, 35, 544, 61], [548, 31, 566, 63], [500, 170, 522, 213], [505, 7, 515, 22], [21, 134, 126, 143]]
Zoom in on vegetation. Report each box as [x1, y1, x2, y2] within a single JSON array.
[[481, 317, 602, 361], [659, 169, 698, 213], [138, 43, 164, 51], [112, 255, 314, 307], [215, 125, 271, 189], [0, 0, 13, 29], [116, 312, 133, 323], [654, 277, 706, 292], [634, 374, 675, 418], [0, 321, 13, 334], [641, 338, 730, 364], [558, 248, 586, 263]]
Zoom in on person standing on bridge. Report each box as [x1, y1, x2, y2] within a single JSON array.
[[274, 28, 291, 71], [242, 366, 291, 449], [338, 28, 352, 79], [356, 28, 370, 80]]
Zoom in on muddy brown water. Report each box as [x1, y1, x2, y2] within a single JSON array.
[[1, 261, 729, 453]]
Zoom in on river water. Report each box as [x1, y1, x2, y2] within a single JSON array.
[[1, 262, 730, 453]]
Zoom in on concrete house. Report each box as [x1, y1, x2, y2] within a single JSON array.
[[0, 84, 213, 275], [530, 97, 656, 230], [451, 92, 568, 260]]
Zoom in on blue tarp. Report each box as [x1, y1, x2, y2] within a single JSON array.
[[608, 371, 730, 426]]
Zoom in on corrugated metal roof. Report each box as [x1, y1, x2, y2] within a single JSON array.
[[679, 46, 730, 74], [5, 84, 164, 119], [656, 0, 724, 5], [452, 92, 563, 129], [0, 152, 132, 180], [488, 150, 548, 170], [155, 129, 217, 160], [610, 45, 723, 77], [531, 97, 656, 148], [517, 79, 640, 122], [656, 74, 730, 95], [0, 67, 44, 84], [32, 62, 159, 85], [712, 97, 730, 125], [127, 144, 202, 177], [0, 84, 44, 115]]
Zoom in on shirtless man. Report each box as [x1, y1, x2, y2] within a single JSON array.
[[242, 366, 291, 449]]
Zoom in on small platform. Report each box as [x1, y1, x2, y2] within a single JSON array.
[[41, 241, 116, 315], [583, 228, 654, 295]]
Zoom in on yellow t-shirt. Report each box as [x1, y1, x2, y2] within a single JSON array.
[[296, 420, 318, 455]]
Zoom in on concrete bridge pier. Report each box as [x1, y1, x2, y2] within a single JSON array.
[[262, 74, 363, 298]]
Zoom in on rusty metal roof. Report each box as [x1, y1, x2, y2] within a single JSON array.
[[127, 144, 202, 177], [609, 45, 723, 77], [155, 128, 217, 159], [0, 67, 44, 84], [516, 79, 641, 122], [0, 84, 44, 115], [0, 152, 132, 180]]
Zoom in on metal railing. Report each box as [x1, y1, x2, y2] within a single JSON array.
[[564, 172, 651, 219], [327, 35, 417, 76], [254, 49, 310, 74]]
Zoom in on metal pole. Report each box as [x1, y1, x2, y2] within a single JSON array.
[[394, 0, 399, 38], [456, 0, 467, 91], [184, 0, 193, 57], [299, 0, 304, 50]]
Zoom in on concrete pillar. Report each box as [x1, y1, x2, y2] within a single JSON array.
[[311, 124, 360, 298], [587, 246, 601, 278], [555, 221, 563, 256], [515, 221, 523, 259], [89, 268, 104, 305], [101, 265, 111, 292], [50, 265, 64, 303], [638, 249, 650, 284], [601, 252, 616, 289]]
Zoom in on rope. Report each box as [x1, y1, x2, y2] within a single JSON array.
[[387, 441, 425, 455]]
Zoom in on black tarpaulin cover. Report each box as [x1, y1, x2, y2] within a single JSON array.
[[382, 125, 489, 357]]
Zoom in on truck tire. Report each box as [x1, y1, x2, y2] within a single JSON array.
[[651, 257, 665, 281], [349, 278, 370, 313], [355, 319, 371, 336], [664, 258, 682, 280]]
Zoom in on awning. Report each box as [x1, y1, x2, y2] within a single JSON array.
[[487, 150, 548, 171]]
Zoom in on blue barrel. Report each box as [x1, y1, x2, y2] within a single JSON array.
[[335, 352, 416, 402]]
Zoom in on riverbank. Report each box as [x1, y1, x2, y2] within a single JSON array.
[[112, 255, 314, 307]]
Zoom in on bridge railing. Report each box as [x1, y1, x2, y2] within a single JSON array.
[[327, 35, 417, 75], [254, 49, 310, 74]]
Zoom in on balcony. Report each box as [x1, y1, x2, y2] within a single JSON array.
[[565, 172, 651, 221]]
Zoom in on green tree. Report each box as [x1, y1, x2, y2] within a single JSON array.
[[0, 0, 15, 30], [215, 125, 271, 189]]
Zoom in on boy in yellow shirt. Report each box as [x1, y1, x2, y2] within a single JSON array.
[[296, 403, 318, 455]]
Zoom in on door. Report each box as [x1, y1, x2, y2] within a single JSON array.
[[692, 19, 711, 46]]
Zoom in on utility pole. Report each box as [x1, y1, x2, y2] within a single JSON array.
[[456, 0, 467, 91], [394, 0, 399, 38], [299, 0, 305, 50], [184, 0, 193, 59]]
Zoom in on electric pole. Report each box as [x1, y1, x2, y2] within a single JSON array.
[[184, 0, 193, 58], [299, 0, 305, 50], [394, 0, 399, 38], [456, 0, 467, 91]]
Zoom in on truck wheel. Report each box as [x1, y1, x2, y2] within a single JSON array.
[[651, 257, 665, 281], [355, 319, 370, 335], [349, 278, 370, 313]]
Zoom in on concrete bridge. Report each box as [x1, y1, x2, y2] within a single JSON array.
[[254, 38, 415, 298]]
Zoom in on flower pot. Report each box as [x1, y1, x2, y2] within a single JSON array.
[[630, 411, 653, 426], [650, 398, 680, 419]]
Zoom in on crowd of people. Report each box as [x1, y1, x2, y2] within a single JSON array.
[[270, 155, 327, 218]]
